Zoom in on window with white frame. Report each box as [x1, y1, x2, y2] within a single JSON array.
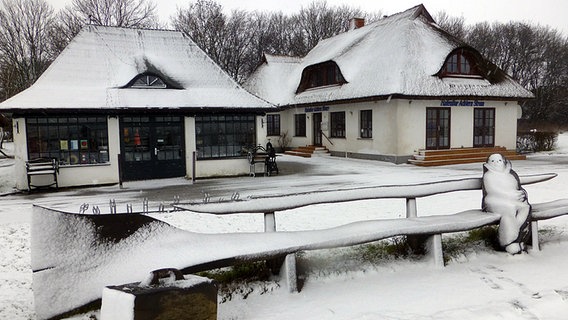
[[360, 110, 372, 138], [330, 111, 345, 138], [294, 114, 306, 137], [267, 114, 280, 136], [26, 115, 109, 165]]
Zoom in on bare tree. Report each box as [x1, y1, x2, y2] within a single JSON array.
[[0, 0, 55, 100], [465, 21, 568, 124], [291, 1, 367, 56], [51, 0, 159, 57], [172, 0, 227, 66], [70, 0, 158, 27], [435, 11, 466, 40]]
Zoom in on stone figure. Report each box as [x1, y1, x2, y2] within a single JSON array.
[[482, 153, 531, 254]]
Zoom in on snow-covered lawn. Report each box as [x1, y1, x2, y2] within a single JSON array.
[[2, 135, 568, 319]]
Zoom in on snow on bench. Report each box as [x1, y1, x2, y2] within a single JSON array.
[[31, 173, 568, 319]]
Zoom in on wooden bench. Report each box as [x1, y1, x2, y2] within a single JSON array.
[[173, 173, 568, 289], [31, 173, 568, 319], [26, 158, 59, 191]]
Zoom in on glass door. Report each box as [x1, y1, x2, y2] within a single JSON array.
[[120, 115, 185, 181], [313, 112, 322, 146], [426, 108, 451, 150], [473, 108, 495, 147]]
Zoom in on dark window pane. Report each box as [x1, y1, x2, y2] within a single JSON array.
[[195, 114, 256, 159]]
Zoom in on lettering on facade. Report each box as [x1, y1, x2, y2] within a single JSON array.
[[440, 100, 485, 107], [305, 106, 330, 112]]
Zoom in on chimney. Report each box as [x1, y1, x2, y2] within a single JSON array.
[[349, 17, 365, 30]]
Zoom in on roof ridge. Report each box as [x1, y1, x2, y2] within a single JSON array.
[[83, 24, 181, 33]]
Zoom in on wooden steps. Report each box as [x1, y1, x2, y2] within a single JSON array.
[[408, 146, 526, 166], [285, 145, 331, 158]]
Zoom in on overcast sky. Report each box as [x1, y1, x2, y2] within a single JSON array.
[[47, 0, 567, 36]]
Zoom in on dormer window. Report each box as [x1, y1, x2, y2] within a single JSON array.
[[296, 61, 346, 93], [441, 49, 482, 78], [127, 73, 168, 89]]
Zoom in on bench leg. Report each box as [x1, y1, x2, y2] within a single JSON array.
[[425, 234, 444, 268], [264, 212, 276, 232], [531, 221, 540, 252], [280, 253, 298, 293], [406, 198, 417, 218]]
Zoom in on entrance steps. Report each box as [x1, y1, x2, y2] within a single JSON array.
[[408, 146, 525, 166], [285, 146, 331, 158]]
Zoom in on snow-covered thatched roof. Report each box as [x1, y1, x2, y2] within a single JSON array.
[[0, 25, 273, 112], [244, 5, 533, 107]]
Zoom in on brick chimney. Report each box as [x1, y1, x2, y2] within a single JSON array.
[[349, 17, 365, 30]]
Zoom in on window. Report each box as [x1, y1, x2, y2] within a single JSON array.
[[330, 112, 345, 138], [296, 61, 347, 93], [473, 108, 495, 147], [360, 110, 372, 138], [195, 114, 256, 159], [266, 114, 280, 136], [26, 116, 109, 165], [441, 50, 481, 77], [127, 73, 168, 89], [294, 114, 306, 137]]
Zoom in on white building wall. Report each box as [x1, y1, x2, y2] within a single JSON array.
[[12, 117, 120, 190], [12, 117, 28, 190], [396, 100, 425, 156], [494, 101, 520, 149], [184, 116, 197, 180], [449, 106, 474, 148], [279, 98, 520, 163]]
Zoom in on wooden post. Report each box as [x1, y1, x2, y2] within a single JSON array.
[[117, 153, 123, 188], [426, 234, 444, 268], [280, 253, 298, 293], [264, 212, 276, 232], [406, 198, 417, 218], [531, 220, 540, 251], [192, 151, 197, 183]]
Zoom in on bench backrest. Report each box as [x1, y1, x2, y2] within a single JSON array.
[[176, 173, 556, 214]]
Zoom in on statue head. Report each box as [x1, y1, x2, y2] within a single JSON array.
[[484, 153, 511, 173]]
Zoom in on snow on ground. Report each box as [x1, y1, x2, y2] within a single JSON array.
[[2, 135, 568, 319]]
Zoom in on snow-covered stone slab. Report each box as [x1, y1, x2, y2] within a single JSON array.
[[100, 271, 217, 320], [174, 174, 557, 214]]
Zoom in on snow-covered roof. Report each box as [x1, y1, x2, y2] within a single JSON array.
[[244, 5, 534, 107], [0, 26, 273, 112]]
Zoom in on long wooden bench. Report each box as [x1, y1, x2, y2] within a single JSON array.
[[172, 173, 567, 289], [31, 173, 568, 319], [26, 157, 59, 191]]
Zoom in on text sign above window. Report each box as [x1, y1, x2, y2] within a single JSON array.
[[441, 100, 485, 107], [305, 106, 330, 113]]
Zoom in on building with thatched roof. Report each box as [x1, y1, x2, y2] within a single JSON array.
[[245, 5, 533, 165], [0, 25, 274, 189]]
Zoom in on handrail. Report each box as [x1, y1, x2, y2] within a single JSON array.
[[320, 130, 334, 145]]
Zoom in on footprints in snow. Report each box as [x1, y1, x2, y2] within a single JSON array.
[[471, 265, 535, 297]]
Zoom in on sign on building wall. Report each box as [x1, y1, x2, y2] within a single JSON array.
[[305, 106, 330, 112], [441, 100, 485, 107]]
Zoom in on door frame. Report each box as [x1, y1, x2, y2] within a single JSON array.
[[473, 108, 496, 147], [119, 115, 185, 181], [312, 112, 322, 146], [425, 107, 451, 150]]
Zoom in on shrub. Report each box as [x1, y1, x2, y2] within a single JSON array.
[[517, 131, 557, 153]]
